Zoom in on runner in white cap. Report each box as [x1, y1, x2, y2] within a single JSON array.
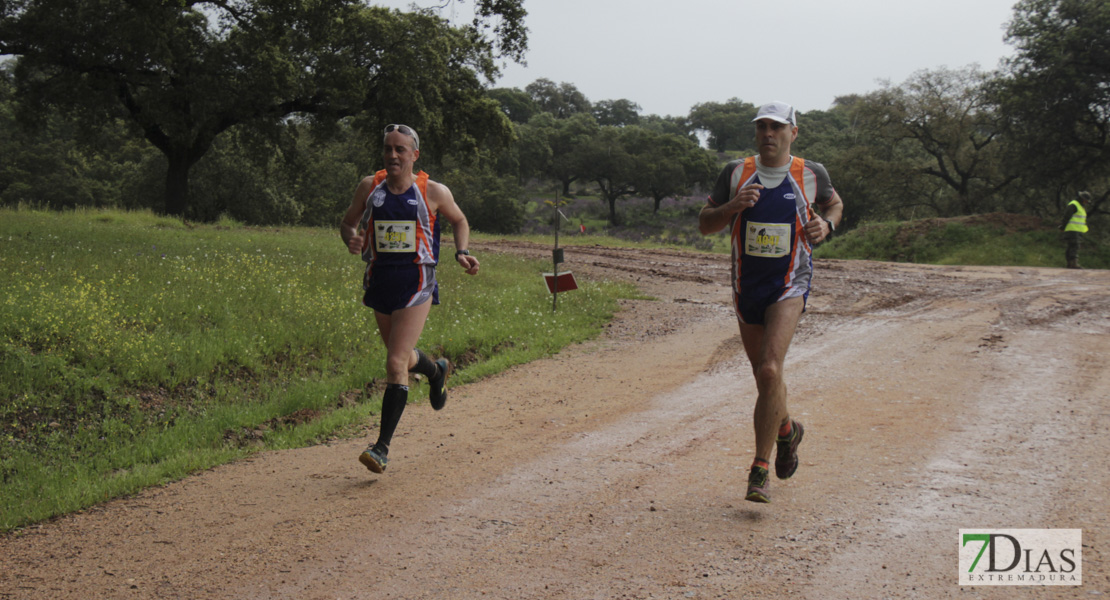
[[699, 101, 844, 503]]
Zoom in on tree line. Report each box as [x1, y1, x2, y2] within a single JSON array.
[[0, 0, 1105, 235]]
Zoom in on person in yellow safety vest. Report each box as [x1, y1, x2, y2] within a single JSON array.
[[1059, 191, 1091, 269]]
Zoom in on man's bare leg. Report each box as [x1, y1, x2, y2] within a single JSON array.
[[361, 300, 433, 472], [374, 300, 433, 386], [738, 296, 805, 462]]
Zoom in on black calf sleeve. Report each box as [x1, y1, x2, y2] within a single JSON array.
[[410, 348, 439, 379], [375, 383, 409, 451]]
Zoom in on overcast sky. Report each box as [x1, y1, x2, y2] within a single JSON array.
[[380, 0, 1020, 117]]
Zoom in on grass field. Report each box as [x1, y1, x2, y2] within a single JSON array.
[[0, 208, 642, 531], [818, 213, 1110, 269], [2, 206, 1104, 531], [516, 193, 1108, 265]]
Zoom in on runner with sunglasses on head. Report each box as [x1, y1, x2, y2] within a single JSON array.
[[340, 124, 481, 474]]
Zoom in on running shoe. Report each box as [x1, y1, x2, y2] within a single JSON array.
[[359, 444, 388, 473], [429, 358, 452, 411], [775, 420, 804, 480], [745, 464, 771, 503]]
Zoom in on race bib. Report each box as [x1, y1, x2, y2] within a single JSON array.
[[374, 220, 417, 252], [744, 221, 791, 258]]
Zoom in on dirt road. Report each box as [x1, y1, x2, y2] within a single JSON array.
[[2, 242, 1107, 599]]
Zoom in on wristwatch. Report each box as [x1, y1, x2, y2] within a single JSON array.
[[823, 217, 836, 239], [455, 249, 470, 258]]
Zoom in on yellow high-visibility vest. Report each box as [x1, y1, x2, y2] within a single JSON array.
[[1065, 200, 1088, 233]]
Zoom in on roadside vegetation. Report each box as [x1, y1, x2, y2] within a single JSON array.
[[2, 0, 1107, 532], [0, 208, 642, 531], [819, 213, 1110, 269], [519, 192, 1108, 269], [3, 0, 1106, 238], [2, 199, 1104, 532]]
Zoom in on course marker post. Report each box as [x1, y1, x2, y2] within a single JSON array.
[[546, 190, 576, 311]]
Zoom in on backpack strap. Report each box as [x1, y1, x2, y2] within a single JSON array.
[[371, 170, 429, 195]]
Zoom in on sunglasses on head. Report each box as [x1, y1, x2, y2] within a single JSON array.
[[384, 123, 420, 148], [384, 124, 415, 136]]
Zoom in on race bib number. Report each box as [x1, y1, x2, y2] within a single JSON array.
[[744, 222, 791, 258], [374, 220, 416, 252]]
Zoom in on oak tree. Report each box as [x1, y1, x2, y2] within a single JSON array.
[[0, 0, 527, 217]]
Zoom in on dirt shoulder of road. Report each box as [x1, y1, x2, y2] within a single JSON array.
[[2, 243, 1107, 599]]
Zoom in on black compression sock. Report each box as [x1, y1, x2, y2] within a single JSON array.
[[375, 383, 409, 450], [410, 348, 440, 379]]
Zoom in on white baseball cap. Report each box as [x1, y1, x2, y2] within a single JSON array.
[[752, 101, 797, 126]]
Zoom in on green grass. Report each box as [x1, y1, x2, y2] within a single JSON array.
[[500, 212, 1108, 267], [0, 207, 641, 531], [3, 206, 1100, 531], [818, 218, 1109, 269], [505, 205, 1107, 268]]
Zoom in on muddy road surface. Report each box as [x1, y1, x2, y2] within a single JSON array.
[[3, 241, 1107, 599]]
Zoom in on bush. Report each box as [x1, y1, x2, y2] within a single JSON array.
[[442, 169, 526, 234]]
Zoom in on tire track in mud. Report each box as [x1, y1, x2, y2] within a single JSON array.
[[471, 240, 729, 295], [2, 245, 1108, 600], [799, 265, 1110, 598]]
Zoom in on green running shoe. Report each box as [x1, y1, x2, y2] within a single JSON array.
[[745, 464, 771, 503], [429, 358, 452, 411], [775, 420, 804, 480], [359, 444, 388, 473]]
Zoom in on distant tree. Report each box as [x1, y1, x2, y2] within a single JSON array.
[[816, 94, 948, 224], [855, 67, 1015, 216], [630, 130, 717, 213], [505, 119, 546, 181], [826, 134, 941, 224], [789, 107, 853, 165], [488, 87, 539, 123], [688, 98, 757, 153], [525, 78, 592, 118], [520, 111, 600, 197], [185, 119, 370, 226], [441, 161, 526, 234], [0, 1, 527, 218], [188, 126, 304, 225], [582, 126, 638, 225], [286, 122, 367, 228], [640, 114, 697, 140], [577, 125, 716, 224], [0, 61, 159, 209], [989, 0, 1110, 214], [592, 99, 641, 127]]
